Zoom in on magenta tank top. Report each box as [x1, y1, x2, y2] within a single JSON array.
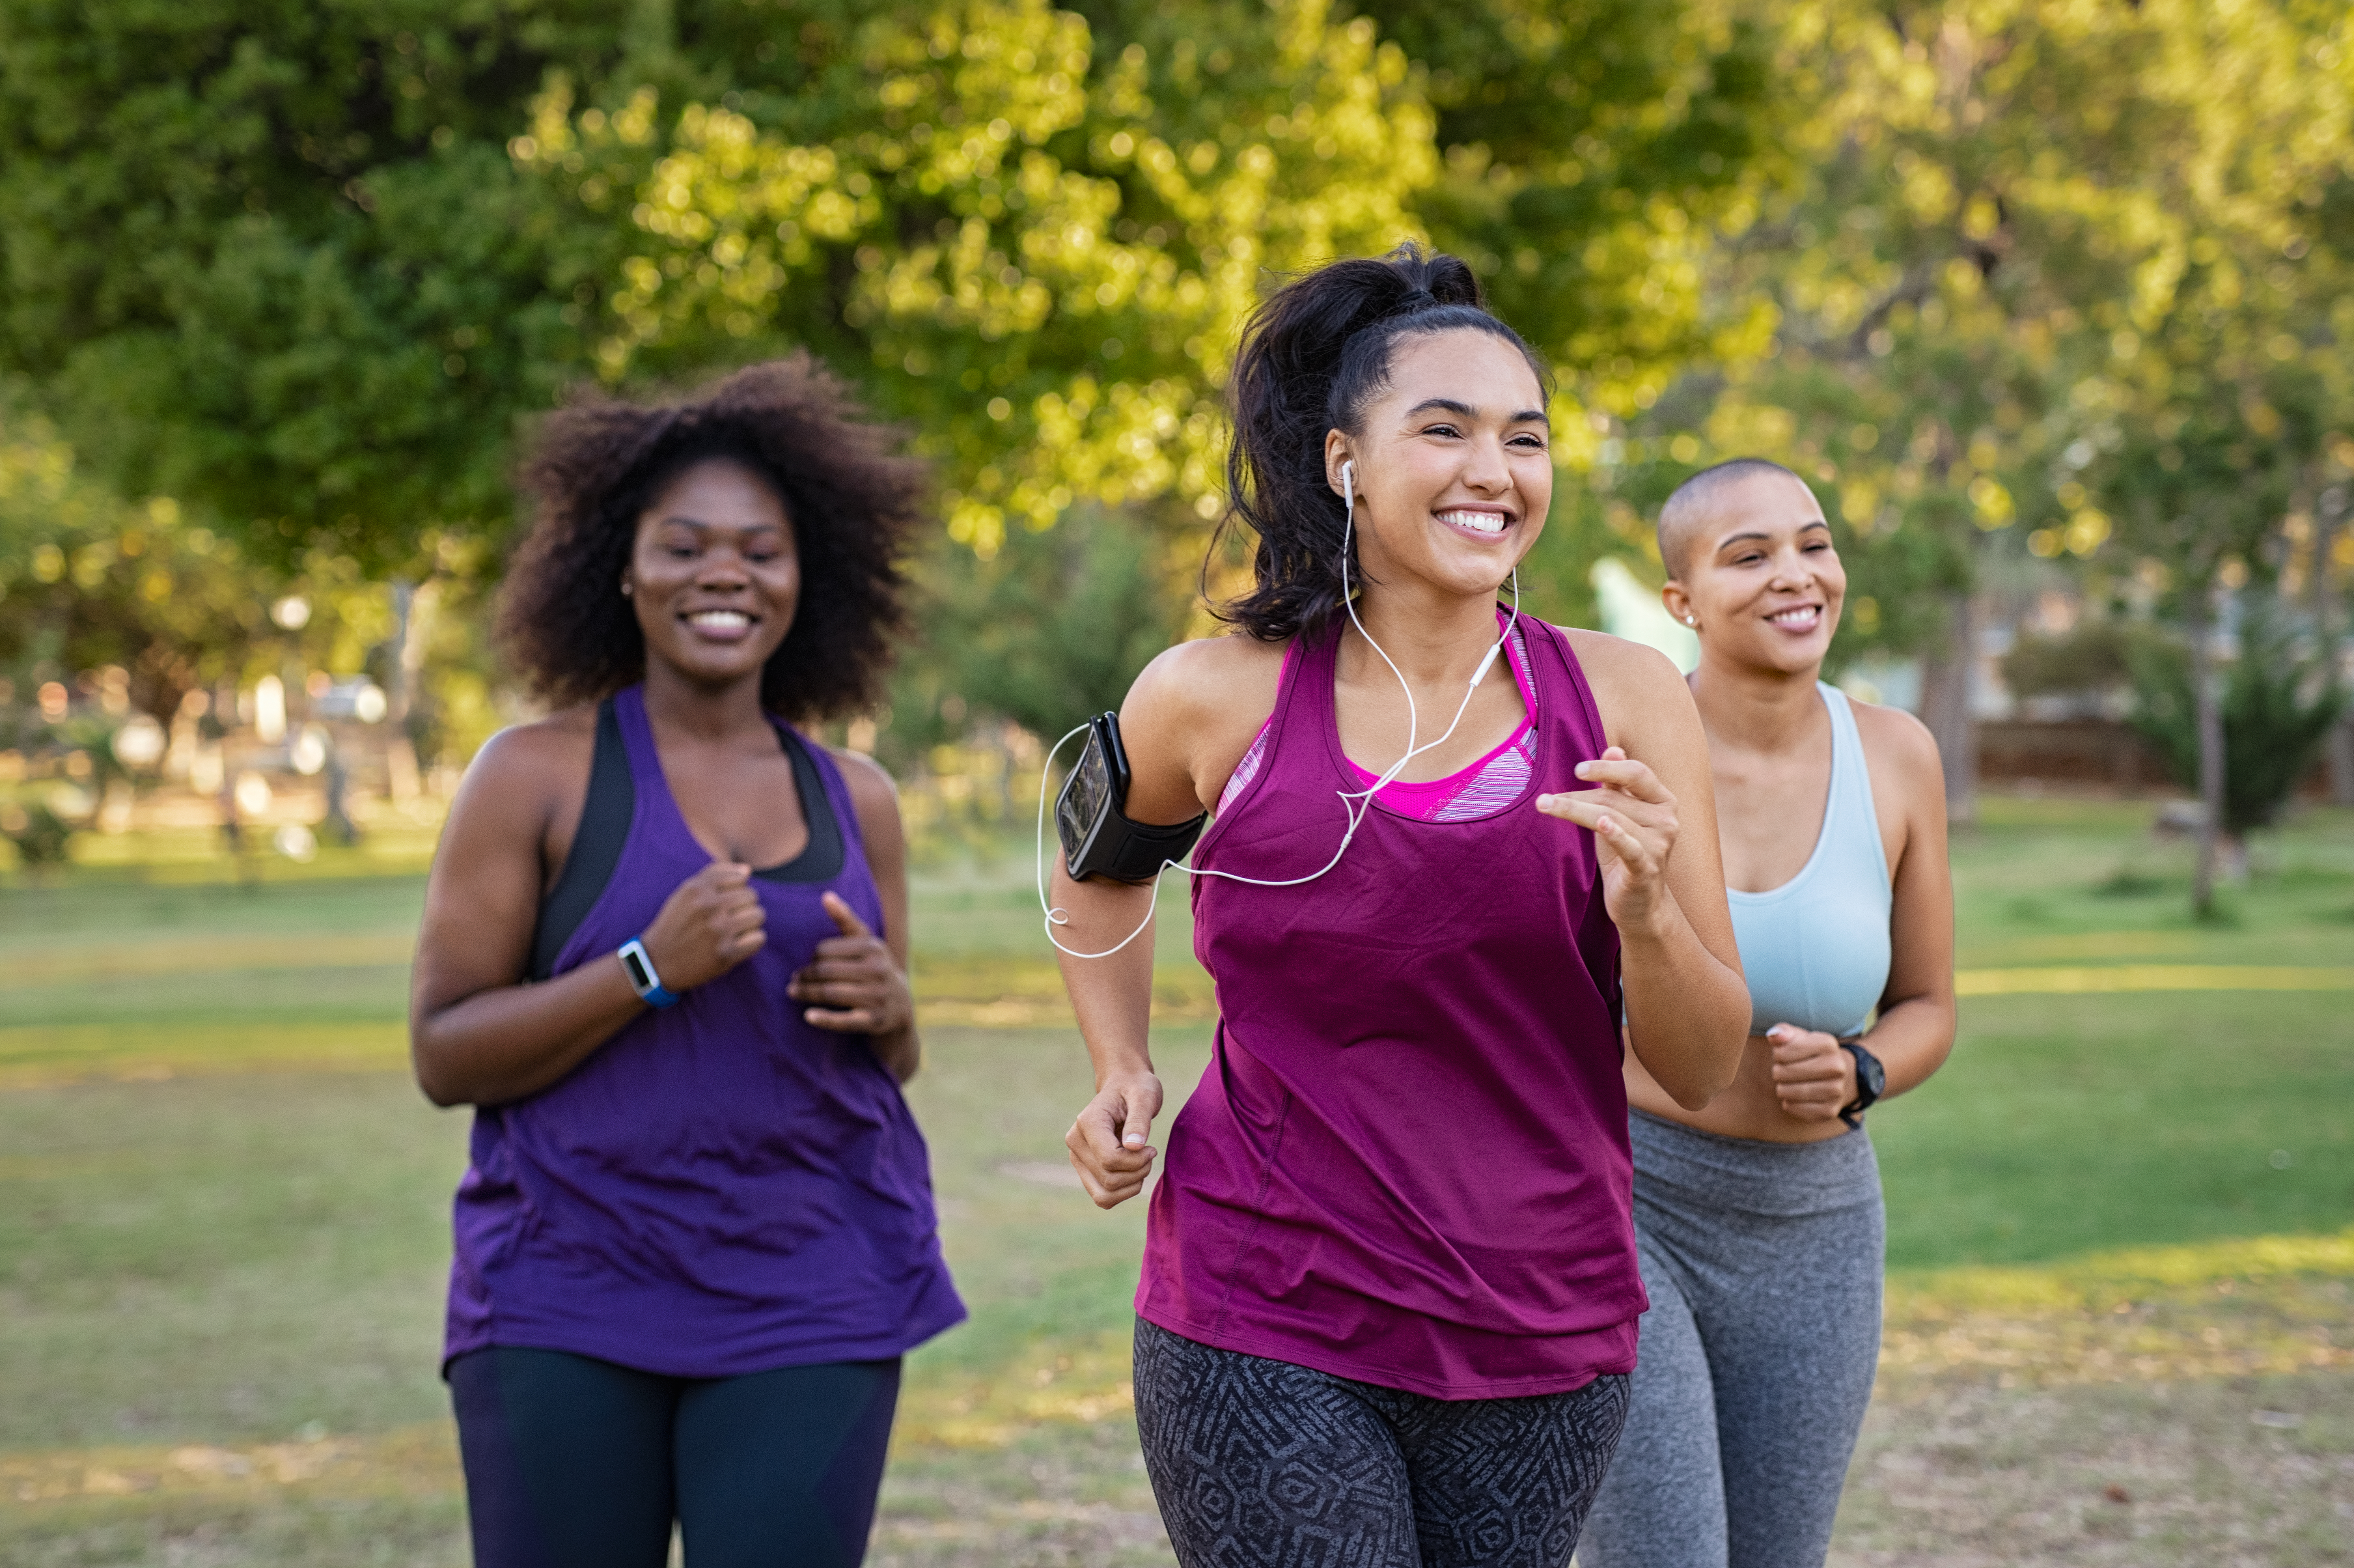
[[1139, 614, 1643, 1398]]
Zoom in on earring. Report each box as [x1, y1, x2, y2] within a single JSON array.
[[621, 580, 633, 597], [1684, 616, 1697, 627]]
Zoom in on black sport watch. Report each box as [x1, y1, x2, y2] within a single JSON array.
[[1837, 1040, 1885, 1129]]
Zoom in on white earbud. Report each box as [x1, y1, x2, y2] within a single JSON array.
[[1038, 448, 1523, 960]]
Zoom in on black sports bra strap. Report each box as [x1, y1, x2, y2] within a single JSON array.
[[757, 724, 846, 885], [527, 700, 635, 981]]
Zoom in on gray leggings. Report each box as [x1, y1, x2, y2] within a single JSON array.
[[1578, 1112, 1883, 1568]]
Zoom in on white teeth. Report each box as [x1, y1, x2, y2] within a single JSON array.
[[1438, 510, 1508, 535], [1769, 607, 1819, 626], [688, 611, 750, 629]]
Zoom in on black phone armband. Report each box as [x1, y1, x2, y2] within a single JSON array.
[[1056, 712, 1206, 883]]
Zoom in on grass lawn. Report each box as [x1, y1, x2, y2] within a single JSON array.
[[2, 798, 2349, 1565]]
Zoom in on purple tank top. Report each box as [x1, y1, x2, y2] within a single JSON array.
[[1140, 615, 1642, 1398], [442, 685, 964, 1376]]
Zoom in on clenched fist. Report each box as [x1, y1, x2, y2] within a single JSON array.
[[638, 862, 767, 994], [789, 892, 914, 1035]]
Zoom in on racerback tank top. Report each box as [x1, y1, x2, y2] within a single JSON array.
[[1140, 615, 1643, 1399], [1727, 683, 1893, 1038], [441, 685, 965, 1377]]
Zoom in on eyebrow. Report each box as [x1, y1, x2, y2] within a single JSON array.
[[1715, 519, 1830, 550], [1403, 398, 1552, 426], [656, 515, 787, 532]]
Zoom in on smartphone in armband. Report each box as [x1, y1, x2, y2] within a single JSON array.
[[1056, 712, 1206, 884]]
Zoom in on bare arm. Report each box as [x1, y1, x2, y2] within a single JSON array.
[[1541, 635, 1750, 1109], [1769, 704, 1957, 1118], [1056, 636, 1283, 1208], [408, 724, 767, 1108], [788, 751, 921, 1083]]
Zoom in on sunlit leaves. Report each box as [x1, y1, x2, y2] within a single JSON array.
[[525, 0, 1434, 554]]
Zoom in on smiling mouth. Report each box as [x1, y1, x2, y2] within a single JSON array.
[[1767, 605, 1824, 631], [1436, 508, 1511, 537], [683, 609, 756, 636]]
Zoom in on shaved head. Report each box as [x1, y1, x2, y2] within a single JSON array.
[[1658, 457, 1811, 579]]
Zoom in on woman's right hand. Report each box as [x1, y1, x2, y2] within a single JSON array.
[[640, 862, 768, 993], [1066, 1069, 1164, 1208]]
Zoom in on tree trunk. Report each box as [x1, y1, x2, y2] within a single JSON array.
[[384, 579, 435, 805], [1916, 590, 1979, 825], [2186, 588, 2226, 919], [2315, 491, 2354, 807]]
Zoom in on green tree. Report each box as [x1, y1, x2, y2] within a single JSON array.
[[2128, 601, 2343, 846], [0, 0, 1796, 580], [0, 0, 626, 571], [0, 395, 274, 722], [1590, 0, 2353, 837], [887, 504, 1186, 763]]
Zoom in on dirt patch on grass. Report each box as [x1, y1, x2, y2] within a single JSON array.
[[1834, 1372, 2354, 1567]]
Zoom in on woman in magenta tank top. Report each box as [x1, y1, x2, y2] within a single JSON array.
[[1050, 248, 1754, 1566], [408, 361, 962, 1567]]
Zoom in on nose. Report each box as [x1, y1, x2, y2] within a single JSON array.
[[694, 550, 752, 588], [1463, 432, 1512, 494], [1767, 543, 1815, 590]]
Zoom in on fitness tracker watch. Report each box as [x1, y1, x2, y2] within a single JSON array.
[[1056, 711, 1207, 884], [617, 937, 681, 1008], [1837, 1038, 1885, 1129]]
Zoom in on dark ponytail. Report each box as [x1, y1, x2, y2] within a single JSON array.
[[1211, 243, 1552, 643]]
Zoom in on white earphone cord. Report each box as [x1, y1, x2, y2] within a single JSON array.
[[1038, 461, 1520, 960]]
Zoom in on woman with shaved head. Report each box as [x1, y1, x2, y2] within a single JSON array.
[[1580, 458, 1957, 1568]]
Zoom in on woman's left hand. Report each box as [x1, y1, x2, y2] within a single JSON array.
[[789, 892, 914, 1036], [1537, 746, 1682, 934], [1766, 1024, 1858, 1121]]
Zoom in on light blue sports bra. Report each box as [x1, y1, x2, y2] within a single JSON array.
[[1727, 684, 1893, 1039]]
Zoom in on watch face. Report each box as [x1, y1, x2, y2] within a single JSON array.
[[1857, 1051, 1886, 1098], [621, 948, 654, 993]]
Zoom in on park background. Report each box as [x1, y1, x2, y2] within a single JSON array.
[[2, 0, 2350, 1562]]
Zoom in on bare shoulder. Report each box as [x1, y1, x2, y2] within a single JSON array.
[[1561, 627, 1695, 743], [824, 744, 903, 819], [1848, 698, 1944, 789], [1127, 631, 1289, 718], [1563, 626, 1687, 690], [1121, 630, 1290, 815], [433, 707, 597, 878], [453, 708, 595, 806], [1123, 630, 1289, 753]]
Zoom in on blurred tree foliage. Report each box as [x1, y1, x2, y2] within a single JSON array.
[[1346, 0, 1785, 417], [0, 0, 608, 571], [0, 392, 273, 721], [2128, 602, 2343, 837], [0, 384, 506, 769], [2001, 618, 2141, 701], [0, 0, 1793, 571], [882, 504, 1184, 766], [1, 0, 2349, 845], [1588, 0, 2354, 832]]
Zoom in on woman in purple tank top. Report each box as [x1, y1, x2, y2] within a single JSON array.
[[408, 361, 963, 1568], [1050, 248, 1754, 1566]]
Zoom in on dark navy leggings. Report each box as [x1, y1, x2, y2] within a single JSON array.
[[448, 1347, 900, 1568]]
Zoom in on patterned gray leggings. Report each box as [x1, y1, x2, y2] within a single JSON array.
[[1133, 1318, 1631, 1568]]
